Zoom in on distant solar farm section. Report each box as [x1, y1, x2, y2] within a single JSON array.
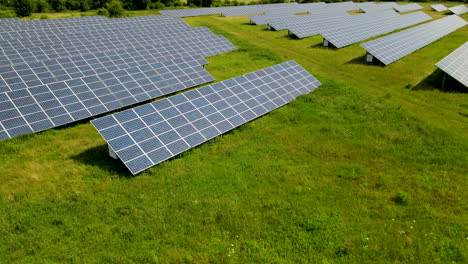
[[436, 41, 468, 87], [0, 15, 237, 140], [92, 61, 322, 174]]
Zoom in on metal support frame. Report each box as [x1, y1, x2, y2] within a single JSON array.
[[108, 145, 118, 159], [365, 53, 374, 64]]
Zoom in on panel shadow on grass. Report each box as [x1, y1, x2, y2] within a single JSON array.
[[345, 54, 385, 67], [412, 69, 467, 93], [72, 144, 131, 177]]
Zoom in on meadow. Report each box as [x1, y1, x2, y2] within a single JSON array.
[[0, 2, 467, 263]]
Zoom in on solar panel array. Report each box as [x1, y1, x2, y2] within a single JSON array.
[[358, 2, 398, 13], [91, 61, 322, 174], [268, 11, 351, 31], [287, 10, 399, 39], [0, 15, 237, 140], [394, 3, 423, 13], [321, 11, 432, 48], [361, 15, 467, 65], [448, 5, 468, 15], [159, 2, 359, 18], [435, 41, 468, 87], [431, 4, 448, 12]]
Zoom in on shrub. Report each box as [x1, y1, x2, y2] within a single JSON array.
[[50, 0, 66, 12], [39, 14, 48, 19], [149, 2, 165, 9], [14, 0, 33, 17], [394, 190, 410, 205], [106, 0, 125, 17], [96, 7, 109, 17], [34, 0, 50, 13], [0, 10, 16, 18], [80, 1, 90, 11]]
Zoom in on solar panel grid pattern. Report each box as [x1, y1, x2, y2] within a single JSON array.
[[322, 11, 431, 48], [268, 12, 350, 31], [250, 13, 296, 25], [394, 3, 423, 12], [288, 10, 399, 39], [0, 34, 235, 94], [435, 41, 468, 86], [431, 4, 448, 12], [448, 5, 468, 15], [361, 15, 467, 65], [159, 3, 298, 17], [91, 61, 322, 174], [0, 16, 108, 33], [0, 56, 213, 140], [359, 3, 396, 13], [0, 18, 189, 42], [0, 27, 217, 65], [0, 24, 198, 52]]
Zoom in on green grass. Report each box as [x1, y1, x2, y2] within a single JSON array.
[[1, 2, 468, 263]]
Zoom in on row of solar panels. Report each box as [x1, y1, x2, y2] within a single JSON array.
[[0, 15, 238, 142], [431, 4, 468, 15], [160, 1, 360, 17], [91, 60, 322, 174]]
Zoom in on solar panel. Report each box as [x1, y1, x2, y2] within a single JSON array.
[[0, 27, 219, 65], [288, 10, 399, 39], [0, 34, 235, 94], [394, 3, 423, 13], [321, 11, 431, 48], [361, 15, 467, 65], [0, 16, 182, 34], [249, 13, 296, 26], [0, 16, 108, 33], [0, 18, 189, 42], [159, 3, 298, 17], [435, 41, 468, 87], [268, 11, 350, 31], [359, 2, 397, 13], [448, 5, 468, 15], [0, 56, 213, 140], [431, 4, 448, 12], [91, 60, 322, 174]]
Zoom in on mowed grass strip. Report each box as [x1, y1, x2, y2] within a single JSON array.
[[0, 2, 467, 263]]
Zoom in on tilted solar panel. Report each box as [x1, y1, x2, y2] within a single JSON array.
[[0, 16, 108, 33], [268, 11, 350, 31], [249, 13, 296, 26], [448, 5, 468, 15], [394, 3, 423, 13], [0, 34, 235, 94], [0, 27, 218, 65], [91, 60, 322, 174], [431, 4, 448, 12], [321, 11, 431, 48], [361, 15, 467, 65], [0, 56, 213, 140], [435, 41, 468, 87], [288, 10, 399, 39], [0, 24, 202, 52]]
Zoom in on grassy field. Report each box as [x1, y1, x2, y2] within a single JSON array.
[[1, 2, 467, 263]]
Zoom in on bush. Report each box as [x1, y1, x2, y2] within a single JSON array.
[[149, 2, 165, 9], [34, 0, 49, 12], [50, 0, 66, 12], [394, 190, 410, 205], [106, 1, 125, 17], [14, 0, 33, 17], [96, 7, 109, 17], [80, 1, 90, 11], [40, 14, 48, 19]]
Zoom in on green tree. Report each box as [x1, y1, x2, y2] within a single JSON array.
[[106, 0, 125, 17], [14, 0, 32, 17]]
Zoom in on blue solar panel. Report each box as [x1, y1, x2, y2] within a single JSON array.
[[91, 60, 322, 174]]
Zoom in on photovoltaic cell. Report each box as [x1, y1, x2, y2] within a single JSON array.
[[288, 10, 398, 39], [394, 3, 423, 13], [448, 5, 468, 15], [431, 4, 448, 12], [0, 34, 235, 93], [321, 11, 431, 48], [361, 15, 467, 65], [0, 56, 213, 140], [91, 60, 322, 174], [435, 41, 468, 87]]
